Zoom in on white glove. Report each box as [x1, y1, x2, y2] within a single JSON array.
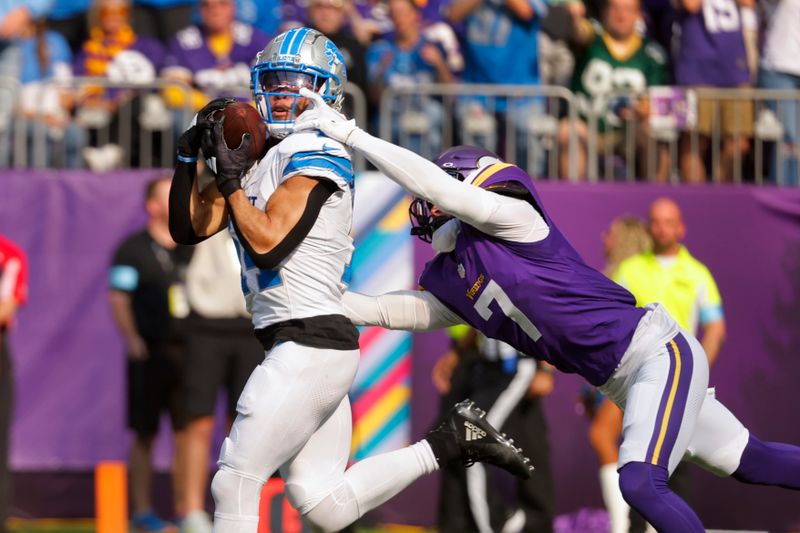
[[294, 88, 362, 146]]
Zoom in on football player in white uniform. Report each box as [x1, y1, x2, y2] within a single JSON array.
[[168, 28, 533, 533]]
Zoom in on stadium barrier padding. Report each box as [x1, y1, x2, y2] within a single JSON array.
[[2, 170, 800, 530]]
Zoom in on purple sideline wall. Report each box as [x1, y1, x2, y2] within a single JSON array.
[[2, 171, 800, 529]]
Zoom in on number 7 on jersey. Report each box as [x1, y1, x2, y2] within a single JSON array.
[[473, 279, 543, 343]]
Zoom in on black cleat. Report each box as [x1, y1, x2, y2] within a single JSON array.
[[426, 399, 534, 479]]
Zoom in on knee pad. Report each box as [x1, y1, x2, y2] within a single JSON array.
[[302, 481, 360, 533], [618, 462, 668, 508], [211, 466, 264, 518]]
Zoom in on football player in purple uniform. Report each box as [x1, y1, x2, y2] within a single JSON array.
[[295, 93, 800, 533]]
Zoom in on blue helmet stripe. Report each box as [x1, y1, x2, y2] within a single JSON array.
[[289, 27, 311, 55], [279, 28, 297, 55]]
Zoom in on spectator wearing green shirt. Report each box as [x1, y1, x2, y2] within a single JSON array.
[[557, 0, 669, 181]]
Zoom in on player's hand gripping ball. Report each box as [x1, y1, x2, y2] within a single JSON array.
[[202, 101, 268, 164], [177, 97, 237, 158], [213, 102, 268, 162], [210, 115, 261, 199]]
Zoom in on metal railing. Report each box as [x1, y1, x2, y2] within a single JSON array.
[[0, 76, 196, 169], [379, 84, 800, 185], [379, 83, 579, 181], [581, 86, 800, 185], [2, 76, 799, 186], [688, 87, 799, 186], [0, 77, 369, 172]]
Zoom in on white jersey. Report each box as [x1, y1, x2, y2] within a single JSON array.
[[229, 131, 355, 330]]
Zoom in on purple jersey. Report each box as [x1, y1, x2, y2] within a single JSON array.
[[163, 22, 271, 95], [74, 33, 166, 101], [674, 1, 749, 87], [419, 165, 646, 385], [74, 34, 166, 76]]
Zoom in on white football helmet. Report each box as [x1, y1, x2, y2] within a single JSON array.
[[251, 27, 347, 139]]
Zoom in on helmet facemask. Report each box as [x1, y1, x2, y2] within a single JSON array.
[[409, 145, 502, 242], [250, 28, 347, 139], [409, 164, 475, 242], [252, 68, 337, 139], [409, 198, 452, 243]]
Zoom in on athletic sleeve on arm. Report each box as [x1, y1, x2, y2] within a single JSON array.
[[347, 130, 546, 242], [474, 193, 549, 242], [169, 161, 210, 245], [342, 289, 465, 331], [697, 266, 723, 325]]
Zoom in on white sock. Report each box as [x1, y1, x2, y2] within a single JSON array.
[[304, 441, 439, 532], [211, 468, 262, 533], [346, 440, 438, 511], [411, 440, 440, 474], [600, 463, 629, 533], [212, 513, 259, 533]]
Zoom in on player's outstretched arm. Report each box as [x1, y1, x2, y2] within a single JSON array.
[[293, 89, 543, 242], [343, 289, 465, 331]]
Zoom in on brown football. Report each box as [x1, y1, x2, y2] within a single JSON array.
[[215, 102, 267, 162]]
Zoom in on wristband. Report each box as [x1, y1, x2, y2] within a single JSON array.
[[177, 153, 198, 164]]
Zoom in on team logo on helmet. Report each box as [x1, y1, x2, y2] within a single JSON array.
[[324, 39, 345, 70]]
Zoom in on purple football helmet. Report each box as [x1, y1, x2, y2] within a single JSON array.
[[409, 145, 501, 242]]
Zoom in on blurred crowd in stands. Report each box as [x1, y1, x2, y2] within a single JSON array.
[[0, 0, 798, 182]]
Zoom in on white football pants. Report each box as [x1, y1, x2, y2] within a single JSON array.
[[601, 304, 750, 477], [211, 341, 438, 533]]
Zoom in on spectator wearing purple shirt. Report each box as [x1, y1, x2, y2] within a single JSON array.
[[73, 0, 169, 169], [675, 0, 754, 182], [162, 0, 270, 109]]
